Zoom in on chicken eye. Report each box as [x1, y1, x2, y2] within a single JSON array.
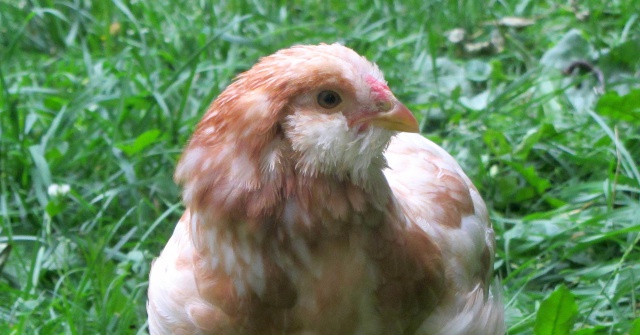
[[317, 90, 342, 109]]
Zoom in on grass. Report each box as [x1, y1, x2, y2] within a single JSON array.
[[1, 0, 639, 334]]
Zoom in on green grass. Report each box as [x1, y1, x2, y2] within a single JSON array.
[[1, 0, 639, 334]]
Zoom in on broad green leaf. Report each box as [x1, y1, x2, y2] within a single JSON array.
[[534, 285, 578, 335], [29, 145, 52, 186], [630, 318, 640, 335], [42, 238, 81, 271], [460, 90, 490, 111], [417, 55, 470, 95], [464, 59, 492, 82], [565, 79, 599, 112], [573, 326, 607, 335], [117, 129, 162, 156], [483, 129, 511, 155], [514, 123, 556, 159], [503, 161, 551, 194], [45, 200, 65, 217], [489, 59, 507, 82], [595, 89, 640, 124], [600, 39, 640, 70], [540, 29, 593, 70]]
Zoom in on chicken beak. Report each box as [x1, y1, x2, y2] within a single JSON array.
[[368, 102, 420, 133]]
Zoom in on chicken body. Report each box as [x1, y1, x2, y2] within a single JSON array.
[[147, 44, 504, 335]]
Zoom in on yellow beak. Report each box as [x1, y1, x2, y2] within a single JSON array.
[[368, 102, 420, 133]]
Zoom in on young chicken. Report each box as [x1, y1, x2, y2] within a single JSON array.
[[147, 44, 504, 335]]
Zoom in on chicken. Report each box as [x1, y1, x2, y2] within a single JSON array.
[[147, 44, 504, 335]]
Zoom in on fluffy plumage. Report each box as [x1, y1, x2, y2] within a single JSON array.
[[147, 44, 504, 335]]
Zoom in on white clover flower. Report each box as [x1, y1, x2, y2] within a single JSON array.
[[48, 184, 71, 197]]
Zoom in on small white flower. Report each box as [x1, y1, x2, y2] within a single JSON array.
[[489, 165, 499, 177], [48, 184, 71, 197], [47, 184, 60, 197], [59, 184, 70, 195]]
